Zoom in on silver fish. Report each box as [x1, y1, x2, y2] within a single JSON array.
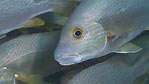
[[54, 0, 149, 65], [0, 67, 15, 84], [0, 31, 62, 84], [61, 32, 149, 84], [0, 0, 80, 35]]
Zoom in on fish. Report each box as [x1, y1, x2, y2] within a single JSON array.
[[0, 0, 80, 35], [60, 31, 149, 84], [0, 67, 15, 84], [0, 31, 63, 84], [54, 0, 149, 65]]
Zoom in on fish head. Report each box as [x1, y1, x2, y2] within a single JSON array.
[[54, 22, 107, 65]]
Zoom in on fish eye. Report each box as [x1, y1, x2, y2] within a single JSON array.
[[73, 29, 82, 38]]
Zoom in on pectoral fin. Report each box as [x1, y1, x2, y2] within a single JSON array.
[[114, 42, 142, 53], [0, 34, 6, 39], [145, 26, 149, 30], [22, 17, 45, 28], [16, 75, 52, 84]]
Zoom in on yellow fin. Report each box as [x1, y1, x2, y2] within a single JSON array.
[[114, 42, 142, 53], [145, 26, 149, 30], [22, 17, 45, 28], [16, 74, 52, 84], [0, 34, 6, 39]]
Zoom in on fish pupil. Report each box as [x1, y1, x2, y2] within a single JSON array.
[[74, 30, 82, 37]]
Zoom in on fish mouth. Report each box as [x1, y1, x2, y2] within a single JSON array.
[[55, 54, 82, 66]]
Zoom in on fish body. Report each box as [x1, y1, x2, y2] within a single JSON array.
[[61, 32, 149, 84], [0, 31, 62, 83], [63, 55, 149, 84], [54, 0, 149, 65], [0, 67, 15, 84], [0, 0, 80, 35]]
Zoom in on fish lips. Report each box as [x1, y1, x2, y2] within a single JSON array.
[[55, 55, 82, 66]]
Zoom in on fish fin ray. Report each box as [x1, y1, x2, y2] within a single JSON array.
[[145, 26, 149, 30], [0, 34, 6, 39], [114, 42, 142, 53], [22, 17, 44, 28], [16, 74, 52, 84]]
